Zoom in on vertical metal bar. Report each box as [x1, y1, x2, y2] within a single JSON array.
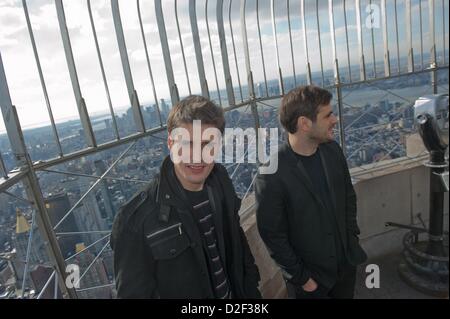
[[55, 0, 96, 147], [271, 0, 284, 95], [335, 67, 346, 153], [429, 0, 436, 57], [0, 71, 22, 166], [20, 209, 36, 297], [53, 270, 59, 299], [442, 0, 446, 65], [329, 0, 338, 81], [111, 0, 146, 133], [251, 101, 260, 166], [24, 172, 71, 299], [301, 0, 312, 84], [229, 0, 244, 101], [175, 0, 192, 95], [419, 0, 424, 68], [217, 0, 235, 106], [343, 0, 352, 82], [405, 0, 414, 72], [0, 52, 77, 299], [256, 0, 269, 96], [87, 0, 120, 140], [154, 0, 180, 106], [429, 0, 437, 93], [189, 0, 210, 98], [355, 0, 366, 81], [381, 0, 391, 77], [22, 0, 63, 156], [287, 0, 297, 87], [369, 0, 377, 77], [330, 0, 346, 154], [240, 0, 255, 98], [315, 0, 325, 85], [205, 0, 223, 106], [0, 152, 7, 179], [394, 0, 401, 73], [137, 0, 163, 127]]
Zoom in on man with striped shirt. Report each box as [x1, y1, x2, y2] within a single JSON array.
[[111, 96, 261, 299]]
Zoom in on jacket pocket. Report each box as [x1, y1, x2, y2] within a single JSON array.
[[146, 223, 190, 260]]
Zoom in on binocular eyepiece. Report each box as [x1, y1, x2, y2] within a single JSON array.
[[414, 94, 449, 153]]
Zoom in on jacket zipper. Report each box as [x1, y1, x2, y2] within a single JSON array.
[[146, 222, 182, 240]]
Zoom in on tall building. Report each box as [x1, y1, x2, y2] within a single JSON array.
[[75, 161, 109, 247], [145, 104, 159, 127], [379, 100, 390, 113], [160, 98, 170, 117], [45, 193, 81, 258], [29, 265, 62, 299], [73, 243, 112, 299], [256, 82, 264, 98], [94, 160, 115, 223], [104, 119, 111, 131], [256, 83, 262, 97]]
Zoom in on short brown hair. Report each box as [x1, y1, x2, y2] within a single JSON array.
[[167, 95, 225, 133], [279, 86, 332, 134]]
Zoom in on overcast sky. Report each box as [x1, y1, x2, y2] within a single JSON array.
[[0, 0, 448, 134]]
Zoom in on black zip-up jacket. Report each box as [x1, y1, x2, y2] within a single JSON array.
[[111, 157, 261, 298]]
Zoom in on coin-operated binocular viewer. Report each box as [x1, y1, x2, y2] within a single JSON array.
[[387, 94, 448, 297]]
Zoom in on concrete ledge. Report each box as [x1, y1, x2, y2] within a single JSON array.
[[241, 212, 287, 298]]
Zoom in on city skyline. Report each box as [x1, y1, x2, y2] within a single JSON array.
[[0, 50, 443, 135], [0, 0, 448, 132]]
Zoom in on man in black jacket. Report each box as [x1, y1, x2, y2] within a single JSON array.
[[255, 86, 367, 299], [111, 96, 261, 299]]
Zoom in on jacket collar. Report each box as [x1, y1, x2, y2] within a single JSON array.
[[157, 156, 190, 208]]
